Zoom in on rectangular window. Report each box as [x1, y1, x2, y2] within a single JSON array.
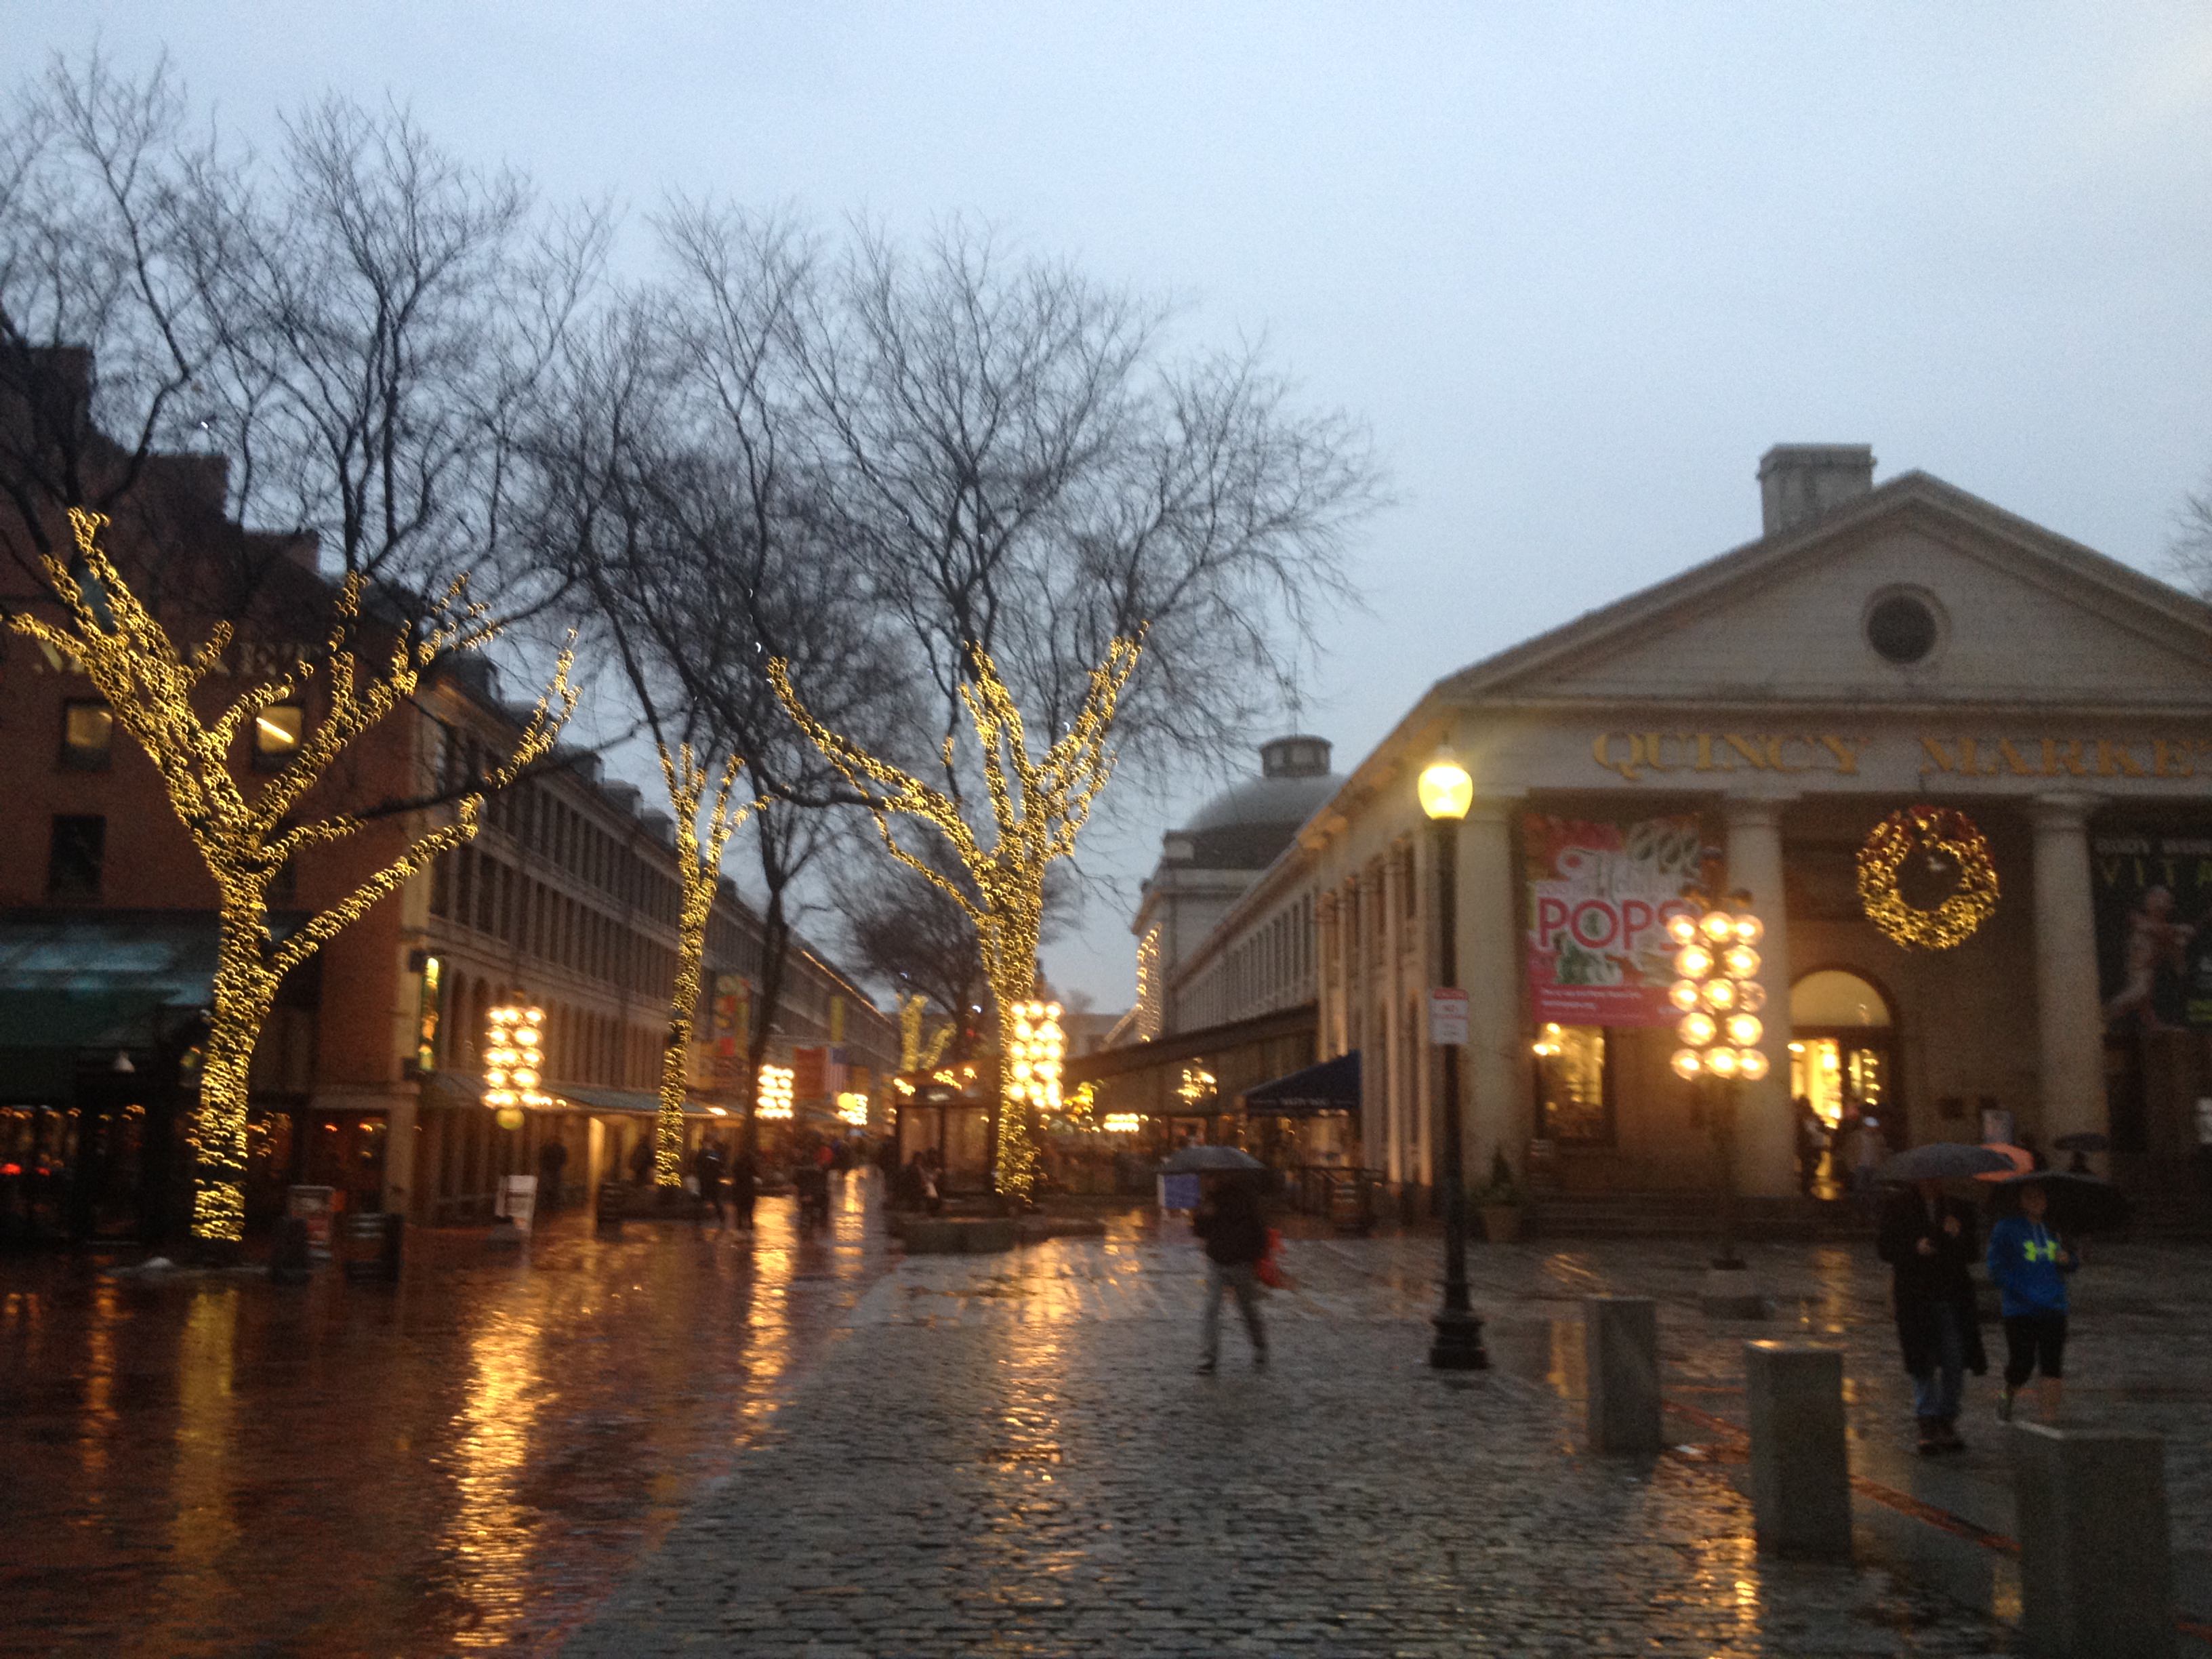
[[254, 703, 304, 770], [1536, 1025, 1614, 1145], [430, 849, 451, 918], [47, 814, 105, 899], [59, 701, 112, 770], [415, 956, 443, 1073]]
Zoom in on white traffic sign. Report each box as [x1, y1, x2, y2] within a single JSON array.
[[1428, 987, 1470, 1046]]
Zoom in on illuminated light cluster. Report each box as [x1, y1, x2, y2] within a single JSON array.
[[756, 1065, 795, 1120], [1063, 1080, 1097, 1128], [1667, 896, 1771, 1083], [1102, 1113, 1143, 1134], [771, 632, 1143, 1203], [1006, 1000, 1065, 1114], [1531, 1021, 1564, 1059], [9, 512, 574, 1241], [652, 743, 756, 1189], [1177, 1065, 1217, 1107], [484, 1004, 549, 1126], [1133, 926, 1164, 1042], [836, 1090, 870, 1126], [1856, 804, 1999, 951]]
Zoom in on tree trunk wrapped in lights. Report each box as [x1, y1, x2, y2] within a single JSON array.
[[7, 509, 576, 1244], [651, 741, 754, 1190], [771, 634, 1141, 1202]]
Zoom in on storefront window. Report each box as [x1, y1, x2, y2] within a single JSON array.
[[1536, 1024, 1612, 1143]]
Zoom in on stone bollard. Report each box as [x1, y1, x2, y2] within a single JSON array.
[[1744, 1341, 1851, 1558], [2011, 1422, 2175, 1659], [1584, 1297, 1662, 1454]]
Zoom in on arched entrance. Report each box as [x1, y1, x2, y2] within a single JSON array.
[[1788, 968, 1896, 1132]]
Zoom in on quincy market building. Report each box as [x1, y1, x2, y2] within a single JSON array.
[[1143, 446, 2212, 1208]]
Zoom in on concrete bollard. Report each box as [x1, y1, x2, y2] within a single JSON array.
[[2011, 1422, 2175, 1659], [1744, 1341, 1851, 1558], [1584, 1297, 1662, 1454]]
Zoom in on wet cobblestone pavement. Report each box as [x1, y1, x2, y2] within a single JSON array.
[[566, 1226, 2212, 1656], [0, 1174, 889, 1658], [9, 1191, 2211, 1656]]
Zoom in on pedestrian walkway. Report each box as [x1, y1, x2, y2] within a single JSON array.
[[569, 1225, 2212, 1656]]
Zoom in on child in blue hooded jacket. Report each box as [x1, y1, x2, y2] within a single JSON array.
[[1986, 1181, 2078, 1422]]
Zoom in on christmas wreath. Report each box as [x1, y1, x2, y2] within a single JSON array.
[[1856, 805, 1999, 950]]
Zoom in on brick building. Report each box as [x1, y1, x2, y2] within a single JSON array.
[[0, 382, 894, 1242]]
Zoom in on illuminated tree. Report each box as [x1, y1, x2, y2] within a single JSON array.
[[649, 741, 756, 1188], [7, 510, 575, 1244], [773, 634, 1140, 1201]]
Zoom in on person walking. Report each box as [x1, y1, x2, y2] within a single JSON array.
[[728, 1145, 758, 1232], [693, 1139, 726, 1226], [1987, 1181, 2077, 1423], [1192, 1174, 1269, 1374], [1877, 1178, 1986, 1455]]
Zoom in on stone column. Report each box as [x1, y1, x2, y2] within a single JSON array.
[[2031, 795, 2108, 1145], [1456, 795, 1527, 1177], [1724, 796, 1798, 1197]]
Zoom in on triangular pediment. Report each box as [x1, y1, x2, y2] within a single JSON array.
[[1448, 475, 2212, 712]]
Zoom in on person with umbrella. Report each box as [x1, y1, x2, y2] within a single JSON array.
[[1988, 1177, 2083, 1423], [1172, 1145, 1270, 1374], [1873, 1142, 1999, 1456]]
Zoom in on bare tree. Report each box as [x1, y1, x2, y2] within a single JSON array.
[[2168, 479, 2212, 600]]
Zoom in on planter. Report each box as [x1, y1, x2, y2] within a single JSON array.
[[1479, 1204, 1523, 1244]]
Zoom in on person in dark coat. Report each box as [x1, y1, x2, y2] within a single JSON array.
[[693, 1140, 726, 1226], [727, 1145, 758, 1231], [1876, 1179, 1987, 1454], [1191, 1174, 1269, 1374]]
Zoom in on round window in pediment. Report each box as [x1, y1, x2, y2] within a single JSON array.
[[1864, 588, 1943, 666]]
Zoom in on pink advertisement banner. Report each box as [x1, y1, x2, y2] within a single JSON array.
[[1524, 813, 1716, 1027]]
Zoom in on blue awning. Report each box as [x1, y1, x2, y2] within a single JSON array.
[[1242, 1051, 1360, 1117]]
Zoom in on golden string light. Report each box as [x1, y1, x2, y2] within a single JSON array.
[[651, 743, 754, 1189], [7, 510, 575, 1242], [771, 632, 1143, 1202], [1857, 804, 1999, 950], [756, 1063, 794, 1120], [1101, 1112, 1142, 1134], [1666, 893, 1771, 1084]]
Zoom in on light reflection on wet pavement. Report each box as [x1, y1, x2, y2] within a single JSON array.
[[0, 1172, 891, 1659]]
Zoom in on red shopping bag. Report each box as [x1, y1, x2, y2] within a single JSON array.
[[1254, 1226, 1285, 1288]]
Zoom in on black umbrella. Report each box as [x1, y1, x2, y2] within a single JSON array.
[[2051, 1132, 2109, 1153], [1994, 1171, 2131, 1233], [1875, 1142, 2021, 1183]]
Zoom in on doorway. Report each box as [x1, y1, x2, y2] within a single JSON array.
[[1788, 969, 1896, 1132]]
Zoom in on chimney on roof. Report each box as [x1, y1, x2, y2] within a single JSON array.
[[1757, 445, 1875, 537]]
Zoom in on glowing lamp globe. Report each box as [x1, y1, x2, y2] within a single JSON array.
[[1666, 912, 1699, 945], [1678, 1010, 1717, 1048], [1726, 1012, 1763, 1047], [1418, 755, 1475, 822], [1671, 1048, 1704, 1080], [1700, 978, 1737, 1012], [1721, 945, 1761, 980], [1739, 1048, 1772, 1082], [1734, 914, 1763, 945], [1675, 945, 1714, 979], [1706, 1046, 1741, 1079], [1700, 910, 1734, 943], [1737, 980, 1767, 1013], [1668, 979, 1702, 1012]]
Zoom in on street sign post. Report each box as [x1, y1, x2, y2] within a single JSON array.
[[1428, 987, 1470, 1046]]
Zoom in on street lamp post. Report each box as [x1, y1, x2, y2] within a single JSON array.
[[1418, 754, 1488, 1372]]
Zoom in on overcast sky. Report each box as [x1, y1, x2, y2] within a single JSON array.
[[18, 3, 2212, 1009]]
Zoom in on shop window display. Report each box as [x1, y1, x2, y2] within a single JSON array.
[[1536, 1024, 1613, 1143]]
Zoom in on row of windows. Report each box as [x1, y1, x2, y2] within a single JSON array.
[[58, 697, 301, 771], [430, 844, 678, 999], [41, 813, 298, 905], [441, 728, 681, 926], [1180, 892, 1317, 1029]]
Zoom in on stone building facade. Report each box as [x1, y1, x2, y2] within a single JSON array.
[[1120, 446, 2212, 1206]]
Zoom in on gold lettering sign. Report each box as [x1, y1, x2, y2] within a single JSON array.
[[1591, 731, 1867, 782], [1591, 731, 2212, 783]]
